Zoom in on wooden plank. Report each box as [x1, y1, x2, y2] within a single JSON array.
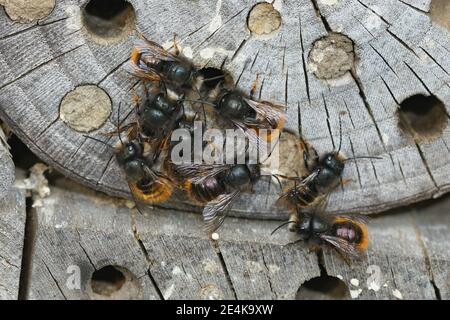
[[0, 188, 26, 300], [0, 125, 14, 199], [0, 0, 449, 220]]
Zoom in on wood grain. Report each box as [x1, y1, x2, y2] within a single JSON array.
[[0, 0, 449, 220], [21, 178, 449, 300]]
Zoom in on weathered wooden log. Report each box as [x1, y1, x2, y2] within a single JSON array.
[[1, 0, 449, 219], [21, 177, 448, 300], [0, 188, 26, 300], [0, 125, 14, 200]]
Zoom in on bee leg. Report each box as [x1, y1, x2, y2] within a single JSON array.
[[288, 212, 299, 232], [249, 73, 260, 100], [282, 238, 303, 248], [341, 179, 353, 187], [173, 33, 180, 56]]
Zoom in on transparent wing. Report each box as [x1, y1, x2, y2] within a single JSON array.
[[203, 190, 240, 234], [319, 234, 362, 259], [243, 98, 286, 131], [174, 163, 231, 184], [135, 34, 180, 62]]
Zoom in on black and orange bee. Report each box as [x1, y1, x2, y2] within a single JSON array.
[[130, 85, 184, 156], [173, 162, 261, 233], [272, 210, 369, 260], [85, 104, 175, 213], [125, 34, 224, 90], [276, 117, 381, 216]]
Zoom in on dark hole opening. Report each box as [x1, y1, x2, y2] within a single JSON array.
[[296, 275, 350, 300], [397, 94, 448, 142], [198, 68, 227, 89], [91, 265, 126, 297], [82, 0, 135, 42]]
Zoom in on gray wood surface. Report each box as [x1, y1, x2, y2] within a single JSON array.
[[0, 125, 14, 199], [0, 188, 26, 300], [17, 177, 448, 300], [0, 0, 449, 219]]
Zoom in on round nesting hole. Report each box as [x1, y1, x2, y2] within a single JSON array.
[[198, 67, 232, 89], [430, 0, 450, 29], [59, 85, 112, 133], [3, 0, 55, 23], [82, 0, 136, 44], [263, 131, 317, 179], [397, 94, 448, 143], [247, 2, 282, 37], [308, 33, 355, 80], [90, 265, 141, 299], [296, 275, 350, 300]]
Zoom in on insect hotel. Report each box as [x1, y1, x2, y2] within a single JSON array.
[[0, 0, 449, 300]]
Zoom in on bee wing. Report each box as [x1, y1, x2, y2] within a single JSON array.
[[135, 35, 180, 62], [203, 190, 241, 234], [230, 119, 269, 152], [333, 213, 370, 225], [319, 234, 362, 259], [124, 58, 162, 82], [243, 98, 286, 131], [276, 170, 320, 206], [174, 163, 232, 184]]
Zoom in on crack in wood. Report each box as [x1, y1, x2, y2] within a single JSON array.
[[356, 0, 391, 26], [0, 44, 85, 91], [410, 219, 442, 300], [130, 213, 164, 300], [369, 43, 398, 76], [298, 15, 310, 103], [18, 198, 37, 300], [212, 240, 238, 300], [42, 260, 68, 300]]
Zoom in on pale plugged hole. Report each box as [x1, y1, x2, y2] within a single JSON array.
[[90, 265, 141, 299], [308, 33, 355, 80], [247, 2, 282, 37], [59, 85, 112, 133], [397, 94, 448, 143], [2, 0, 55, 23], [82, 0, 136, 44], [430, 0, 450, 30], [296, 275, 350, 300]]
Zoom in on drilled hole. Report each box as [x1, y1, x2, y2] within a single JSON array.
[[430, 0, 450, 30], [198, 67, 228, 89], [82, 0, 136, 44], [297, 275, 350, 300], [397, 94, 448, 143], [247, 2, 282, 37], [308, 33, 355, 80], [90, 265, 140, 299]]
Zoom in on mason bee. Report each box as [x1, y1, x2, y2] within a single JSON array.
[[131, 85, 184, 156], [173, 162, 261, 233], [85, 104, 174, 212], [191, 88, 286, 149], [277, 117, 381, 215], [272, 210, 369, 260], [125, 33, 224, 90]]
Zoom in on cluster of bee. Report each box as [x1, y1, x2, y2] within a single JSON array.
[[87, 34, 381, 261]]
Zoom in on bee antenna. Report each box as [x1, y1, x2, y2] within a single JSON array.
[[202, 74, 226, 82], [344, 156, 383, 162], [83, 135, 113, 149], [337, 113, 343, 153], [117, 102, 124, 146], [270, 221, 297, 236]]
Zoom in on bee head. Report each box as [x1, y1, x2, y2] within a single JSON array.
[[322, 152, 345, 175], [116, 141, 142, 165]]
